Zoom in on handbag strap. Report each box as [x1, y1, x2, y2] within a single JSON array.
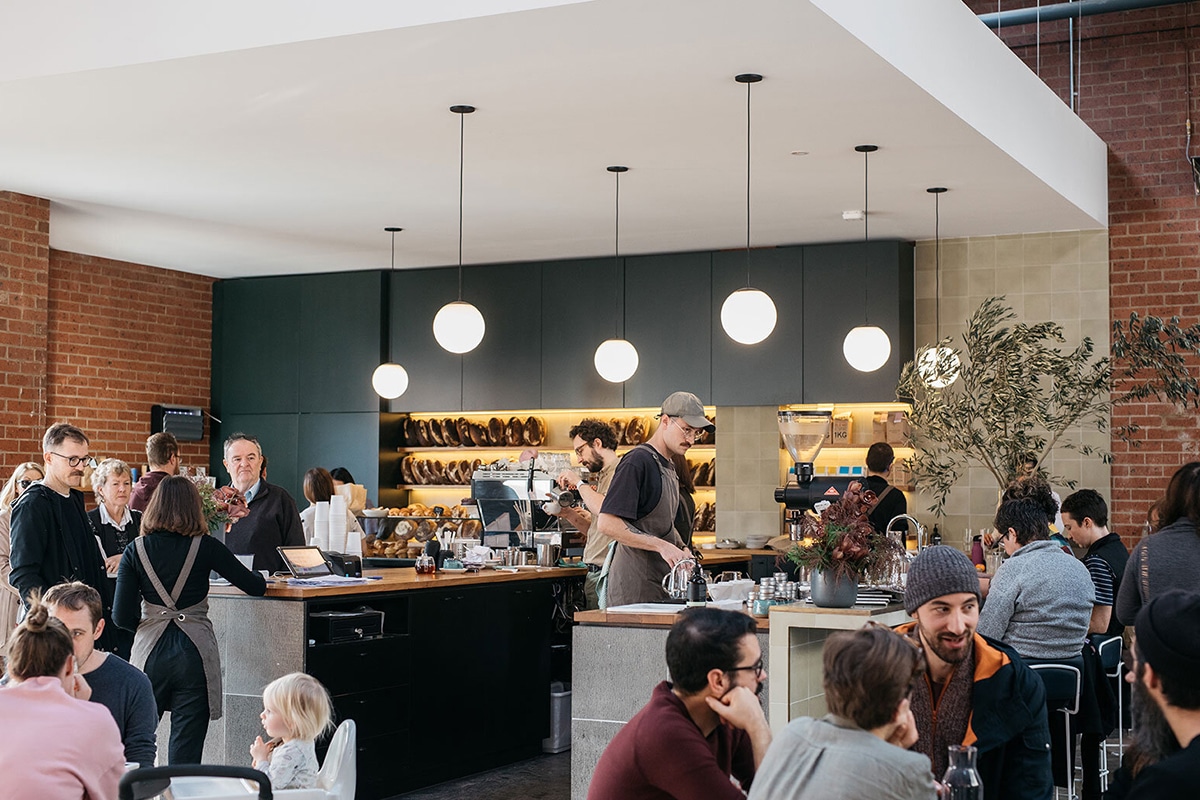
[[1139, 535, 1150, 604]]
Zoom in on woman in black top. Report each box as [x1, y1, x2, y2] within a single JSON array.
[[88, 458, 141, 659], [114, 476, 267, 764]]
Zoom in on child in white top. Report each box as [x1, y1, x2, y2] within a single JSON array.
[[250, 672, 334, 790]]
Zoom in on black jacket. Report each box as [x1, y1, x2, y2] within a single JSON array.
[[222, 481, 304, 573]]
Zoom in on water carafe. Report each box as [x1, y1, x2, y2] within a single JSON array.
[[942, 744, 982, 799]]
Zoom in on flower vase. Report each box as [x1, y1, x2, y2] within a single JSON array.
[[809, 569, 859, 608]]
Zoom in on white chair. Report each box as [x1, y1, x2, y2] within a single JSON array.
[[1030, 662, 1082, 800]]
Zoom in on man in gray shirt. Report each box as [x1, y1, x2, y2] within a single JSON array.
[[45, 581, 157, 767], [978, 498, 1093, 660]]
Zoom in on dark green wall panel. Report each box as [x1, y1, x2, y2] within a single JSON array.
[[710, 246, 805, 405], [622, 252, 713, 408], [387, 268, 463, 412], [297, 412, 381, 507], [540, 257, 624, 409], [298, 272, 385, 413], [214, 276, 302, 415], [462, 262, 542, 411]]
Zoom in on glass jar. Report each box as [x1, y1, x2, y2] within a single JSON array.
[[942, 744, 982, 799]]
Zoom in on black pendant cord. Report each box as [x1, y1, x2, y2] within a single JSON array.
[[457, 110, 465, 301], [745, 77, 752, 287], [861, 146, 872, 323], [934, 191, 941, 340], [616, 168, 622, 340]]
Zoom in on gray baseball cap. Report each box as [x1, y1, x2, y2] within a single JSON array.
[[660, 391, 714, 430]]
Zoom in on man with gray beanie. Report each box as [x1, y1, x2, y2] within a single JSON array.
[[897, 546, 1052, 800], [1122, 589, 1200, 798]]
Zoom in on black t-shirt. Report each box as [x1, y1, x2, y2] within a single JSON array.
[[865, 474, 907, 534], [88, 508, 143, 557], [1126, 735, 1200, 799], [601, 445, 674, 522], [1085, 533, 1130, 637]]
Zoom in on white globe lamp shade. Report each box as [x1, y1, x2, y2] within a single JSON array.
[[720, 288, 777, 345], [433, 301, 486, 354], [372, 362, 409, 399], [917, 346, 961, 389], [842, 325, 892, 372], [594, 338, 639, 383]]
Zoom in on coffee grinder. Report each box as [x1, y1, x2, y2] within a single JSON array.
[[773, 410, 854, 513]]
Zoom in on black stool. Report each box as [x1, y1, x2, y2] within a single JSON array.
[[1030, 658, 1084, 800]]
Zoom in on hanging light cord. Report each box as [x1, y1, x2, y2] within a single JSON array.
[[457, 111, 465, 300], [615, 169, 622, 339], [862, 147, 871, 322], [745, 77, 752, 286], [934, 191, 941, 340], [390, 230, 396, 271]]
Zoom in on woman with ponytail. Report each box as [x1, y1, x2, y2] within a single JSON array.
[[0, 591, 125, 799]]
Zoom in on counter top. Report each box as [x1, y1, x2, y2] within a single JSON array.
[[211, 565, 585, 599], [768, 601, 909, 630], [575, 605, 772, 629]]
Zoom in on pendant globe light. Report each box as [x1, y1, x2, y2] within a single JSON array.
[[433, 104, 486, 354], [372, 227, 411, 399], [594, 166, 639, 383], [842, 144, 892, 372], [720, 73, 777, 346], [917, 187, 960, 388]]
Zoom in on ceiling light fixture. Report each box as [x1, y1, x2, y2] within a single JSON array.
[[594, 166, 639, 383], [917, 186, 960, 388], [720, 73, 777, 346], [372, 226, 410, 399], [433, 104, 486, 354], [842, 144, 892, 373]]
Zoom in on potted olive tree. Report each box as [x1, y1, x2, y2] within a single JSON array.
[[897, 296, 1200, 517]]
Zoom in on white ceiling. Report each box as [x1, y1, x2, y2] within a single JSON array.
[[0, 0, 1107, 279]]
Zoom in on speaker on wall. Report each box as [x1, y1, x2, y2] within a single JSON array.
[[151, 404, 204, 442]]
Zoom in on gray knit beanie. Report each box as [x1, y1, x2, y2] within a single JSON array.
[[904, 545, 982, 614]]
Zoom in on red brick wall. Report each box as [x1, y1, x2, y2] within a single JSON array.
[[965, 2, 1200, 537], [0, 192, 215, 483]]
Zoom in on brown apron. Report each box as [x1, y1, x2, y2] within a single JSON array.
[[130, 536, 224, 720], [606, 444, 684, 607]]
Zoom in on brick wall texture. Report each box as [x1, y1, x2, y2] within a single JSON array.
[[0, 191, 214, 485], [963, 1, 1200, 538]]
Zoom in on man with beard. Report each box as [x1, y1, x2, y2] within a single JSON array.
[[598, 391, 713, 607], [8, 423, 118, 653], [898, 546, 1052, 799], [552, 419, 620, 609], [1117, 590, 1200, 798], [588, 608, 771, 799]]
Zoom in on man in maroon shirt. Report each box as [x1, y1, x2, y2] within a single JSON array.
[[129, 432, 179, 512], [588, 608, 772, 799]]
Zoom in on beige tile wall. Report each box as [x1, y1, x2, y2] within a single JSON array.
[[913, 230, 1110, 548], [715, 405, 784, 541]]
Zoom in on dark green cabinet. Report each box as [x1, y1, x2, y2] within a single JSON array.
[[462, 262, 544, 411], [622, 251, 713, 407], [212, 276, 302, 415], [710, 246, 806, 405], [540, 257, 624, 409], [801, 241, 913, 403], [386, 267, 462, 412], [298, 271, 385, 413]]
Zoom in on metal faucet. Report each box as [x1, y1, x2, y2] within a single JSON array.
[[886, 514, 926, 553]]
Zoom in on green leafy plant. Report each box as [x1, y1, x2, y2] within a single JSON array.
[[786, 481, 906, 582], [897, 296, 1200, 516]]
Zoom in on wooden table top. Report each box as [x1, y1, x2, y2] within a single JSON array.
[[209, 565, 586, 599], [575, 606, 771, 629]]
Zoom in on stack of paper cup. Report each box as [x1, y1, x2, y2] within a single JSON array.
[[329, 495, 348, 553], [313, 501, 330, 550], [346, 530, 363, 558]]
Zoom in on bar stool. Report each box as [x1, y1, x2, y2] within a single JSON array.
[[1030, 661, 1083, 800], [1095, 636, 1125, 768]]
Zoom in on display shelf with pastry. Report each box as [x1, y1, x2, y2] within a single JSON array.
[[360, 503, 484, 559]]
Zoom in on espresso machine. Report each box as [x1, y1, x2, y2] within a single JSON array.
[[773, 410, 855, 513]]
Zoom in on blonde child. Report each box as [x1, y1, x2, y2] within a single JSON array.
[[250, 673, 334, 790]]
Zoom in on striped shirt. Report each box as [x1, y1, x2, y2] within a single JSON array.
[[1083, 553, 1115, 606]]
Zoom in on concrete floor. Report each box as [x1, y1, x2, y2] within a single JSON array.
[[391, 753, 570, 800]]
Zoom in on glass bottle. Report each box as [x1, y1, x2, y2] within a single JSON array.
[[942, 744, 982, 799], [686, 562, 708, 607]]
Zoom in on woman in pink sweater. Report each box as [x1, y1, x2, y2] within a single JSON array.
[[0, 593, 125, 800]]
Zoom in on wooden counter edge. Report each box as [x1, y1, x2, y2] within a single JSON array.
[[209, 565, 586, 599]]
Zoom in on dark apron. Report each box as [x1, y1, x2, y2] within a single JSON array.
[[606, 445, 684, 607]]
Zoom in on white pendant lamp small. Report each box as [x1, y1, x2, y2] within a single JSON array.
[[594, 166, 639, 383], [842, 144, 892, 372], [720, 73, 777, 346], [918, 186, 960, 388], [373, 226, 411, 399], [433, 104, 486, 354]]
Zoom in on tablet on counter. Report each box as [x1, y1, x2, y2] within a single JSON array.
[[277, 545, 333, 578]]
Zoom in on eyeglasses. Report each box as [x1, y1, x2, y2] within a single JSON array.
[[670, 417, 702, 442], [16, 479, 36, 489], [51, 453, 97, 469], [727, 657, 765, 680], [574, 443, 590, 458]]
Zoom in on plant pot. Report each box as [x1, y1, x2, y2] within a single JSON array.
[[810, 569, 859, 608]]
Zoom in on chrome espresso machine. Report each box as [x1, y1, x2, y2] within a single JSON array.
[[773, 410, 855, 514]]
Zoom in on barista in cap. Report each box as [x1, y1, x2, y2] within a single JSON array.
[[597, 392, 714, 607], [1122, 590, 1200, 798]]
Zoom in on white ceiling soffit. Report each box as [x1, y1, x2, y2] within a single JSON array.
[[0, 0, 1107, 279]]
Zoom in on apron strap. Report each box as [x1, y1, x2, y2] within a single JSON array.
[[170, 536, 203, 604], [135, 536, 202, 609]]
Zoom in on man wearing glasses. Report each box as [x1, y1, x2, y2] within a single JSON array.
[[588, 607, 771, 799], [551, 418, 620, 610], [9, 423, 119, 652], [598, 391, 714, 608]]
